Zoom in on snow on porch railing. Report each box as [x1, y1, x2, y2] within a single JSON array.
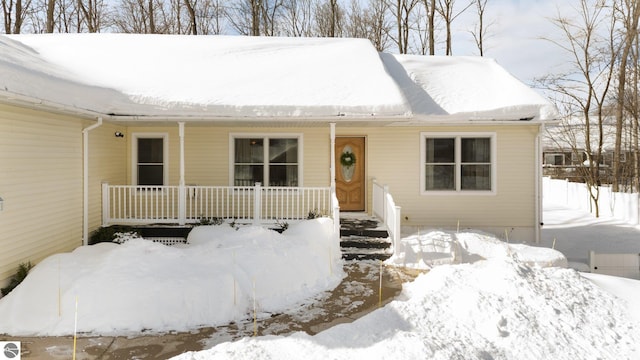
[[372, 180, 401, 253], [102, 183, 333, 227]]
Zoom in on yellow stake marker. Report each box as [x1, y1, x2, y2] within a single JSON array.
[[253, 279, 257, 337], [378, 261, 383, 308], [58, 258, 61, 317], [73, 296, 78, 360]]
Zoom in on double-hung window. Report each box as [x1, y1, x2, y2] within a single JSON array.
[[422, 133, 495, 193], [133, 134, 168, 186], [232, 135, 301, 187]]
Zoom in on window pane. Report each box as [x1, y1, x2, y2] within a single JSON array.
[[235, 138, 264, 163], [234, 165, 264, 186], [269, 165, 298, 186], [461, 165, 491, 190], [138, 138, 163, 163], [425, 165, 455, 190], [461, 138, 490, 163], [269, 138, 298, 163], [425, 138, 455, 163], [138, 165, 163, 185]]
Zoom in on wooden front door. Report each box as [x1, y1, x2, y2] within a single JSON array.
[[335, 137, 365, 211]]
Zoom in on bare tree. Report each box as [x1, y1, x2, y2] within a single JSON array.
[[540, 0, 619, 216], [421, 0, 436, 54], [367, 0, 392, 51], [611, 0, 640, 191], [314, 0, 342, 37], [3, 0, 33, 33], [389, 0, 419, 54], [112, 0, 169, 33], [344, 0, 391, 51], [196, 0, 225, 34], [77, 0, 108, 32], [281, 0, 313, 36], [469, 0, 492, 56], [436, 0, 473, 55], [182, 0, 196, 33], [226, 0, 282, 36]]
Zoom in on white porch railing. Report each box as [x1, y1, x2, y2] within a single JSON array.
[[102, 182, 334, 227], [372, 180, 402, 253]]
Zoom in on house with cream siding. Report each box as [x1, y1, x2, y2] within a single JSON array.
[[0, 34, 555, 287]]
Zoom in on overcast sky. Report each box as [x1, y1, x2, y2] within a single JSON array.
[[448, 0, 576, 85]]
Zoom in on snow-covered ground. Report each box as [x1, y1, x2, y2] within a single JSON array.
[[1, 202, 639, 359], [171, 204, 640, 360], [540, 202, 640, 270]]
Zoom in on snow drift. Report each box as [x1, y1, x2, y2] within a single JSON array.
[[0, 218, 343, 336], [174, 257, 640, 360]]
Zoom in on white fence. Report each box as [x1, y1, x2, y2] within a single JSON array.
[[543, 177, 640, 225], [103, 183, 334, 227], [372, 180, 401, 252], [590, 251, 640, 279]]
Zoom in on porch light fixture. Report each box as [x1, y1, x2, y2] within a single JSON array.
[[0, 197, 3, 211], [115, 131, 124, 138]]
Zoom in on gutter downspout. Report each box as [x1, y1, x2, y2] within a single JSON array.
[[83, 117, 103, 246], [535, 123, 544, 244]]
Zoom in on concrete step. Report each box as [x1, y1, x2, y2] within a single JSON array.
[[340, 228, 389, 238], [341, 248, 393, 261], [340, 236, 391, 249]]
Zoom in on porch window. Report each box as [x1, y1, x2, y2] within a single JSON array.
[[233, 135, 300, 187], [422, 133, 495, 193], [133, 134, 168, 186]]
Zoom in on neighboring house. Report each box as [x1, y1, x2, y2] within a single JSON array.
[[0, 34, 555, 286], [543, 121, 636, 184]]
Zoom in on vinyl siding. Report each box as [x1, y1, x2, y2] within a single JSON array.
[[87, 123, 127, 233], [120, 124, 538, 240], [337, 125, 540, 241], [125, 126, 331, 188], [0, 105, 84, 285]]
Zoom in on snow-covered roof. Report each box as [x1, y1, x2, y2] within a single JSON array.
[[0, 34, 556, 123]]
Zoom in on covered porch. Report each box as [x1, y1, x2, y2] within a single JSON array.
[[94, 122, 402, 245]]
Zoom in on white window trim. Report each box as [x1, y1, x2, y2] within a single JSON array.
[[420, 132, 497, 196], [132, 133, 169, 186], [229, 133, 304, 187]]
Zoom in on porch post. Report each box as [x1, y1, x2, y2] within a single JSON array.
[[330, 123, 340, 235], [330, 122, 336, 191], [253, 182, 262, 226], [178, 122, 186, 225]]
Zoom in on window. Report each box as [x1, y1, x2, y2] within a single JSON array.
[[422, 133, 495, 193], [133, 134, 167, 186], [232, 135, 301, 187], [544, 153, 565, 166]]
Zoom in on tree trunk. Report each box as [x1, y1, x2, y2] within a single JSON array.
[[184, 0, 197, 34], [428, 0, 435, 55], [612, 0, 639, 192], [13, 0, 22, 33], [46, 0, 55, 32]]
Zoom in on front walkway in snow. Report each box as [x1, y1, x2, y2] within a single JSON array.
[[540, 201, 640, 270], [3, 261, 412, 360]]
